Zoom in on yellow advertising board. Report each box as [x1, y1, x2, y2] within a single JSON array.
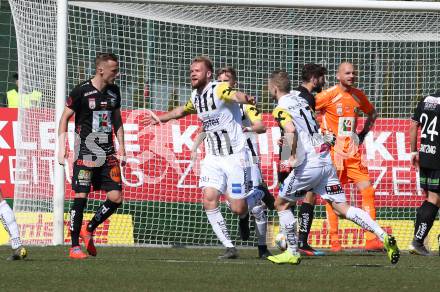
[[0, 213, 134, 245], [269, 219, 440, 251]]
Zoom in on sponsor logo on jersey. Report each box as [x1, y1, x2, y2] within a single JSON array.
[[424, 102, 438, 111], [325, 184, 343, 195], [78, 169, 92, 181], [336, 103, 343, 116], [92, 111, 112, 133], [343, 119, 353, 132], [84, 90, 97, 97], [89, 98, 96, 109], [420, 143, 437, 154], [202, 118, 220, 129]]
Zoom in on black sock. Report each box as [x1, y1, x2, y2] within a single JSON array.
[[70, 198, 87, 247], [414, 200, 439, 244], [87, 199, 121, 232], [298, 203, 315, 246]]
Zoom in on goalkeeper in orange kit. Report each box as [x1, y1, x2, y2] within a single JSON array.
[[315, 62, 382, 252]]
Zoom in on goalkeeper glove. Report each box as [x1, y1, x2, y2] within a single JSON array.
[[322, 132, 336, 146]]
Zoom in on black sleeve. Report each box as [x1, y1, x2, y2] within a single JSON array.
[[412, 100, 423, 122], [300, 92, 316, 111], [66, 86, 82, 112]]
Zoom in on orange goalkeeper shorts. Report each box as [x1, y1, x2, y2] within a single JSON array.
[[331, 149, 370, 184]]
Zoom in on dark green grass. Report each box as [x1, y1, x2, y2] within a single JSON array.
[[0, 246, 439, 292]]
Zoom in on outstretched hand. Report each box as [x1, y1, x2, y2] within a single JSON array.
[[245, 95, 256, 105], [410, 152, 419, 169], [57, 148, 68, 165], [140, 110, 161, 126]]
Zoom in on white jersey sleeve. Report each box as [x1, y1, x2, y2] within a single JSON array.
[[275, 93, 333, 168]]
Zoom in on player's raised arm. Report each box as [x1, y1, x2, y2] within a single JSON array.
[[215, 81, 255, 105], [141, 99, 196, 126], [242, 105, 266, 134], [273, 107, 297, 165]]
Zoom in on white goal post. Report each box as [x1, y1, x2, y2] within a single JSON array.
[[5, 0, 440, 249]]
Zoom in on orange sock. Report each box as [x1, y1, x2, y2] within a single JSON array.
[[361, 186, 377, 241], [325, 202, 339, 244]]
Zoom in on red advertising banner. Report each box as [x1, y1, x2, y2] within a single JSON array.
[[0, 108, 423, 207]]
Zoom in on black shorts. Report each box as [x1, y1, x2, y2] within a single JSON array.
[[419, 167, 440, 193], [72, 155, 122, 193]]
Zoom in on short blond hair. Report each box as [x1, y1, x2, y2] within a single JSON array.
[[270, 69, 291, 92]]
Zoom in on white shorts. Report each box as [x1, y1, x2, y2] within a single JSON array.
[[199, 151, 251, 199], [245, 147, 262, 188], [279, 163, 346, 203]]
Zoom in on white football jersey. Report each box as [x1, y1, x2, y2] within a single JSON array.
[[184, 81, 246, 156], [273, 92, 333, 168]]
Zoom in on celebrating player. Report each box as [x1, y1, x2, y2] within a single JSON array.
[[278, 64, 328, 256], [143, 56, 263, 259], [267, 69, 399, 265], [409, 91, 440, 255], [190, 66, 274, 258], [315, 62, 382, 252], [58, 53, 125, 259], [0, 188, 27, 260]]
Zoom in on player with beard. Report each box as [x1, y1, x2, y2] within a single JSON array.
[[268, 69, 399, 265], [279, 64, 329, 256], [143, 56, 261, 259], [190, 66, 274, 258]]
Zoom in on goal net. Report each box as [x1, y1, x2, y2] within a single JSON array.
[[5, 0, 440, 250]]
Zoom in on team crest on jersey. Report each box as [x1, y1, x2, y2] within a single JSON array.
[[336, 103, 343, 116], [88, 98, 96, 109]]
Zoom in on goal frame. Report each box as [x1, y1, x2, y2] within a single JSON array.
[[51, 0, 440, 245]]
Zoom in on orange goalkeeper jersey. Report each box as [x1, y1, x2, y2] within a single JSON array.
[[315, 84, 374, 140]]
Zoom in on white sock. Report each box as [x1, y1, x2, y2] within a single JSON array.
[[278, 209, 298, 254], [252, 205, 267, 246], [246, 188, 264, 211], [346, 207, 386, 241], [0, 200, 22, 249], [205, 207, 234, 248]]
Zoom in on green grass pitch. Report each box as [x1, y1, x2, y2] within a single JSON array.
[[1, 246, 439, 291]]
